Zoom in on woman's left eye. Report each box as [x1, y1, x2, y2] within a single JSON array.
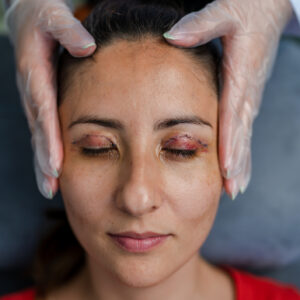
[[162, 148, 197, 159]]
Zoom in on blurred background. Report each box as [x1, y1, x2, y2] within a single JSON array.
[[0, 5, 4, 32], [0, 0, 85, 32], [0, 0, 300, 296]]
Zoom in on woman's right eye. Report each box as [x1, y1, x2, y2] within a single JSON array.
[[72, 134, 119, 159], [81, 147, 119, 159]]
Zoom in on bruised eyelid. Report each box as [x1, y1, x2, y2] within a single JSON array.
[[162, 134, 208, 150]]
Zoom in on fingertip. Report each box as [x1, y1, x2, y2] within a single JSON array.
[[240, 185, 246, 194], [53, 20, 97, 57], [68, 42, 97, 58], [42, 177, 59, 199], [50, 178, 59, 197], [163, 32, 204, 48], [163, 32, 178, 40], [52, 169, 59, 178], [231, 191, 238, 201], [224, 178, 240, 201], [221, 166, 231, 180], [82, 42, 97, 49], [42, 179, 53, 199]]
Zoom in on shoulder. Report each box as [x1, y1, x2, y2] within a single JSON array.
[[220, 265, 300, 300], [0, 288, 36, 300]]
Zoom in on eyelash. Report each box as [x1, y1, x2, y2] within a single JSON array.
[[161, 148, 197, 158], [81, 147, 197, 159], [81, 147, 117, 157]]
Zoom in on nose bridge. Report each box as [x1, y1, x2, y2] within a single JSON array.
[[115, 148, 161, 216]]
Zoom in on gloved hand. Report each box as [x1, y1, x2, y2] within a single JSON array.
[[4, 0, 96, 199], [164, 0, 293, 199]]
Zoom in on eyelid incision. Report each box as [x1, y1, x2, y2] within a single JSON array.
[[162, 134, 208, 151]]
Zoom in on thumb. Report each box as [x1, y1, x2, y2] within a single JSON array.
[[37, 1, 96, 57], [49, 17, 97, 57], [164, 2, 234, 47]]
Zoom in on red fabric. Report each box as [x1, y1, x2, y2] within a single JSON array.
[[0, 289, 35, 300], [1, 267, 300, 300], [220, 265, 300, 300]]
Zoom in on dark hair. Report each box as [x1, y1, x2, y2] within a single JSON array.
[[35, 0, 220, 297], [87, 0, 215, 13], [58, 0, 220, 105]]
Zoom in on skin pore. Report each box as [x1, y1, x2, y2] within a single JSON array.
[[53, 38, 235, 300]]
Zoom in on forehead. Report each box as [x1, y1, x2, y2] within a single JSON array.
[[60, 39, 218, 127], [89, 38, 212, 87]]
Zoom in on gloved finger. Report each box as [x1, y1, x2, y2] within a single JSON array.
[[218, 41, 250, 179], [163, 1, 234, 47], [221, 101, 254, 180], [31, 112, 63, 180], [219, 32, 265, 177], [223, 177, 238, 200], [221, 74, 254, 199], [37, 0, 96, 57], [15, 37, 63, 179], [18, 65, 61, 199], [34, 154, 58, 199], [219, 98, 253, 188], [223, 147, 251, 199], [16, 71, 35, 133], [239, 148, 251, 194]]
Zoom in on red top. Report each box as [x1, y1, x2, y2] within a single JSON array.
[[0, 289, 36, 300], [1, 265, 300, 300], [221, 265, 300, 299]]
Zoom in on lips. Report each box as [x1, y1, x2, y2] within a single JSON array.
[[108, 231, 171, 253], [109, 231, 169, 239]]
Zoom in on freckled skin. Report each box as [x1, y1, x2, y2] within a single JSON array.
[[57, 39, 228, 300]]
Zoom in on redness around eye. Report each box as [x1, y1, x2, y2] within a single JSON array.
[[163, 134, 208, 151]]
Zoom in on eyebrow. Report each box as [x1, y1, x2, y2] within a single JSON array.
[[68, 117, 123, 130], [68, 115, 212, 130], [154, 116, 212, 130]]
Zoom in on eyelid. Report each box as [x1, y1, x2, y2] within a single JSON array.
[[72, 134, 115, 148], [162, 134, 208, 150]]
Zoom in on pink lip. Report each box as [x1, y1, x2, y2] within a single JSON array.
[[110, 231, 168, 238], [108, 232, 170, 253]]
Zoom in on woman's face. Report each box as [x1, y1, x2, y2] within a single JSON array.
[[58, 39, 222, 287]]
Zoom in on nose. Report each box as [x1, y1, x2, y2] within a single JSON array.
[[115, 153, 162, 217]]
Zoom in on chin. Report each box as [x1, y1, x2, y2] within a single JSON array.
[[113, 260, 172, 288], [102, 252, 175, 288]]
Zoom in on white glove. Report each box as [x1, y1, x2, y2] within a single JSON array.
[[164, 0, 293, 199], [4, 0, 96, 198]]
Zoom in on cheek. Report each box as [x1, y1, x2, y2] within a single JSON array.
[[168, 171, 221, 220], [162, 157, 222, 254], [59, 154, 116, 230], [163, 155, 222, 228]]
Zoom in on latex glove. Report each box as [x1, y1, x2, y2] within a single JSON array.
[[164, 0, 293, 199], [4, 0, 96, 199]]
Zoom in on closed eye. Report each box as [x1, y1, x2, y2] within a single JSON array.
[[162, 148, 197, 159], [81, 147, 118, 158], [80, 147, 197, 159]]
